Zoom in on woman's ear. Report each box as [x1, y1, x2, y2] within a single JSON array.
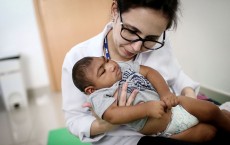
[[111, 0, 118, 22], [85, 86, 96, 95]]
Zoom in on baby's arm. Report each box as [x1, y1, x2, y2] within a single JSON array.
[[139, 65, 179, 108], [102, 100, 166, 124], [139, 65, 170, 96]]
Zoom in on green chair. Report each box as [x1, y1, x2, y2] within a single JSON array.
[[47, 128, 91, 145]]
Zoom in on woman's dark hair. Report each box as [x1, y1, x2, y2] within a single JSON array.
[[116, 0, 180, 29], [72, 57, 94, 93]]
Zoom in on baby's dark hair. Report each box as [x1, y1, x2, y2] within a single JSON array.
[[72, 57, 94, 93], [116, 0, 180, 29]]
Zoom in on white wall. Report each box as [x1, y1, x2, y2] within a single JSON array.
[[0, 0, 49, 90], [1, 0, 229, 95], [170, 0, 230, 96]]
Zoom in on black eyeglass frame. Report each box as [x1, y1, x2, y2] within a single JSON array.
[[119, 12, 165, 50]]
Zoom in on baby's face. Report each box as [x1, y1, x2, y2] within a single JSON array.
[[87, 57, 122, 90]]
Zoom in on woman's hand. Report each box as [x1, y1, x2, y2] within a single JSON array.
[[114, 82, 139, 106], [181, 87, 197, 99]]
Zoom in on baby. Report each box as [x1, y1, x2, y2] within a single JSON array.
[[72, 56, 230, 142]]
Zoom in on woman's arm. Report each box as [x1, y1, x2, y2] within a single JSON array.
[[90, 117, 117, 136]]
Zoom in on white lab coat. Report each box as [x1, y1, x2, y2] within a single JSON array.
[[61, 22, 199, 145]]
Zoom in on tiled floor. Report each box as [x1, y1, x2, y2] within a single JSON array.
[[0, 92, 65, 145]]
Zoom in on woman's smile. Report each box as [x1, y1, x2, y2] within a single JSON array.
[[122, 46, 136, 58]]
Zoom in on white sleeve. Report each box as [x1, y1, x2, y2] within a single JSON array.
[[170, 58, 200, 96], [165, 39, 200, 96], [61, 54, 104, 142]]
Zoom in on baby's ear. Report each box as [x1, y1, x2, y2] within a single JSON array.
[[85, 86, 95, 95]]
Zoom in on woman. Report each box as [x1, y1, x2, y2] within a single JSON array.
[[62, 0, 224, 144]]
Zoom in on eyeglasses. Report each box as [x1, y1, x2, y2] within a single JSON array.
[[119, 13, 165, 50]]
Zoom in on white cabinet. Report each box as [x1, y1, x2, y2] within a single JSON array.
[[0, 51, 28, 111]]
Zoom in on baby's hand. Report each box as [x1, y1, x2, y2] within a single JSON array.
[[146, 101, 166, 119], [161, 92, 179, 110]]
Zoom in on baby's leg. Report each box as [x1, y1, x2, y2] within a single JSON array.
[[222, 109, 230, 119], [179, 96, 230, 132], [171, 123, 216, 143]]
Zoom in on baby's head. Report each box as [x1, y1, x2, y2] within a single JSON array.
[[72, 57, 94, 94], [72, 56, 122, 95]]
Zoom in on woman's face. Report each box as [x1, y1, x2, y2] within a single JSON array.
[[110, 6, 168, 61]]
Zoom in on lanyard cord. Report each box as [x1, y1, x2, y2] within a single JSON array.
[[104, 35, 120, 105], [104, 35, 111, 59]]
